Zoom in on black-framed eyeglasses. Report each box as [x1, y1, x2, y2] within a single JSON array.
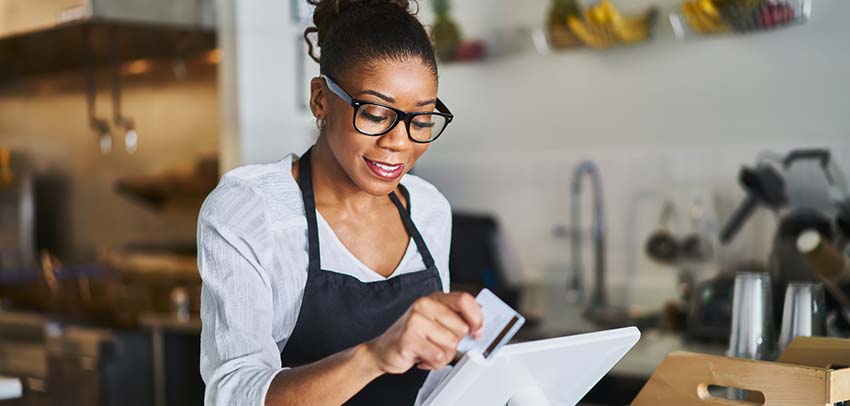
[[321, 74, 454, 144]]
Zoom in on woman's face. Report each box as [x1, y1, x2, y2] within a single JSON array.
[[311, 59, 437, 196]]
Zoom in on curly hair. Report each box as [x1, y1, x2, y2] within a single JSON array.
[[303, 0, 437, 79]]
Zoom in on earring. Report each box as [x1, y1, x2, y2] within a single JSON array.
[[316, 117, 327, 130]]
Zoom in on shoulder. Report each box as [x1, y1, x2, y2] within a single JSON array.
[[199, 154, 305, 231], [400, 173, 451, 223]]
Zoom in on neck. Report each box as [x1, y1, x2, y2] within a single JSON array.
[[308, 136, 388, 215]]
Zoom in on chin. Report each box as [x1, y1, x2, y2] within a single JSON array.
[[353, 169, 405, 196]]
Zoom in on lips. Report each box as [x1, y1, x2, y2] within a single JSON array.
[[364, 157, 405, 181]]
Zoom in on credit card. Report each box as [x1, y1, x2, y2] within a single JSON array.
[[456, 288, 525, 360]]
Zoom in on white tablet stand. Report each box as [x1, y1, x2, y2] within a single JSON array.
[[421, 327, 641, 406]]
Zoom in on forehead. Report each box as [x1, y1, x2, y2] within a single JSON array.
[[343, 59, 438, 99]]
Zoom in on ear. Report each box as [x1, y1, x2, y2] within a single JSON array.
[[309, 77, 327, 118]]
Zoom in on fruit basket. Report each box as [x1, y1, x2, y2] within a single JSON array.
[[670, 0, 812, 38], [545, 0, 659, 50]]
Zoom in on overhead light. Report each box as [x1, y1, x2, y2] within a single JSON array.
[[122, 59, 154, 75], [203, 48, 221, 65]]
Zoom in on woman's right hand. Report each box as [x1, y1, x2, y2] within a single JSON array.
[[364, 292, 484, 374]]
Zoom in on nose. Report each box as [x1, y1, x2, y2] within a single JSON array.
[[376, 118, 411, 152]]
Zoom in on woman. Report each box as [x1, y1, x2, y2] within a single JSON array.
[[197, 1, 484, 405]]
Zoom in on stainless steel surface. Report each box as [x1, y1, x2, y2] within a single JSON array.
[[138, 313, 201, 406], [728, 272, 776, 360], [778, 282, 826, 352], [0, 310, 155, 406], [151, 324, 166, 406], [0, 149, 35, 270], [0, 312, 48, 379], [0, 1, 216, 82], [170, 287, 191, 323], [568, 160, 607, 308], [0, 0, 214, 40]]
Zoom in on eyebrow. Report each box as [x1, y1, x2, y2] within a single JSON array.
[[358, 89, 437, 107]]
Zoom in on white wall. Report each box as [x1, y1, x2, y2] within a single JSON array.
[[410, 0, 850, 307], [217, 0, 317, 171]]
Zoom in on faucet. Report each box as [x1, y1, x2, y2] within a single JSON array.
[[568, 160, 608, 310]]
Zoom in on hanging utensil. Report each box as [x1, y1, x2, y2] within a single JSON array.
[[681, 198, 714, 263], [645, 200, 681, 265], [109, 28, 139, 154], [85, 26, 112, 155]]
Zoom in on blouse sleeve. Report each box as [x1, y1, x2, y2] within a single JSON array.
[[197, 180, 286, 406]]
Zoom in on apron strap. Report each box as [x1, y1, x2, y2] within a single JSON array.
[[298, 148, 322, 272], [299, 146, 438, 273], [390, 187, 437, 270]]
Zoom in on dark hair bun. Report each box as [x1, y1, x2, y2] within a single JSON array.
[[305, 0, 417, 63]]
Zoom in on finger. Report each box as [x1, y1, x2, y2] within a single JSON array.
[[416, 361, 436, 370], [433, 292, 484, 333], [433, 309, 472, 341], [413, 297, 471, 341], [412, 312, 461, 352], [419, 298, 471, 340], [411, 334, 448, 369]]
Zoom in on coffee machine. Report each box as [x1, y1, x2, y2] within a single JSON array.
[[719, 148, 850, 337]]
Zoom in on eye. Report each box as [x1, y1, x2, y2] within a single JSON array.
[[412, 117, 436, 129], [363, 113, 387, 123], [359, 105, 392, 123]]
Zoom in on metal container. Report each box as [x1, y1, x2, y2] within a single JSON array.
[[0, 148, 35, 271], [778, 282, 826, 352], [728, 272, 776, 360]]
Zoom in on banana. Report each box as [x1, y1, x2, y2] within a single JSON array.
[[588, 5, 607, 26], [682, 1, 709, 33], [599, 1, 648, 29], [694, 0, 730, 32], [568, 0, 657, 48], [567, 15, 615, 49], [696, 0, 721, 19], [610, 7, 655, 43], [610, 16, 649, 43], [684, 0, 730, 34]]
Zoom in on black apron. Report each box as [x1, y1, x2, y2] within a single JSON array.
[[280, 148, 443, 405]]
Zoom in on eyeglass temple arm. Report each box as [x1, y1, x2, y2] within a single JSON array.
[[321, 75, 354, 104], [325, 74, 452, 120]]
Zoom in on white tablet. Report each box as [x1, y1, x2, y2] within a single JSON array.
[[421, 327, 640, 406]]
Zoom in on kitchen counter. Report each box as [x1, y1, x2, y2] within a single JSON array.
[[514, 284, 727, 378], [510, 289, 728, 405], [608, 330, 726, 377], [520, 318, 726, 379]]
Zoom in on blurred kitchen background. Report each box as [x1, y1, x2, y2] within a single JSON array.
[[1, 0, 849, 405]]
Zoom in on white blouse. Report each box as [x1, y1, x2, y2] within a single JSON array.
[[197, 153, 452, 406]]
